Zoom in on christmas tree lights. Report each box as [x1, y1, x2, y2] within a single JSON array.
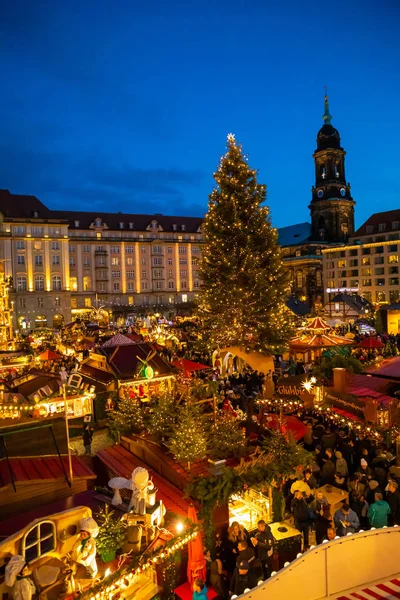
[[198, 134, 293, 354]]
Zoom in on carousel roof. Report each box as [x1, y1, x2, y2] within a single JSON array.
[[101, 333, 135, 347], [306, 316, 331, 331], [290, 331, 354, 350]]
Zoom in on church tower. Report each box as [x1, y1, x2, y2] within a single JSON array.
[[309, 94, 355, 242]]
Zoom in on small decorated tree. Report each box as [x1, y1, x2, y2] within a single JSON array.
[[208, 414, 248, 459], [109, 394, 144, 438], [96, 504, 127, 563], [146, 392, 178, 442], [169, 403, 208, 469]]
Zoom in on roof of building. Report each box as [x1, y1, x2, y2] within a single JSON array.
[[353, 209, 400, 237], [11, 372, 60, 400], [98, 342, 175, 379], [78, 363, 115, 384], [364, 357, 400, 380], [0, 456, 95, 488], [101, 333, 135, 347], [0, 190, 54, 220], [97, 445, 193, 517], [0, 190, 204, 233], [347, 373, 400, 405], [277, 222, 311, 247], [328, 293, 373, 315], [285, 297, 311, 317]]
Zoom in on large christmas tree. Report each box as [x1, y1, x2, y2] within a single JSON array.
[[198, 134, 292, 354]]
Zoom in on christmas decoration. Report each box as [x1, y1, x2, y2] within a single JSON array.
[[208, 413, 248, 459], [168, 403, 208, 468], [146, 392, 178, 442], [109, 393, 144, 436], [95, 505, 127, 563], [197, 133, 293, 354]]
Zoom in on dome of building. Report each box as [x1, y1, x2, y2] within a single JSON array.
[[317, 123, 342, 150]]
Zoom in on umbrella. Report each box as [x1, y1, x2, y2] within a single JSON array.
[[263, 414, 307, 441], [171, 358, 210, 377], [38, 349, 63, 361], [357, 337, 385, 349], [187, 505, 206, 587]]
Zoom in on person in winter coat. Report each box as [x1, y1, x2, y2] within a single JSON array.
[[209, 559, 228, 599], [368, 493, 391, 528], [334, 503, 360, 536], [386, 481, 400, 526], [229, 561, 253, 596], [359, 459, 373, 482], [235, 541, 255, 567], [315, 503, 333, 545], [251, 520, 275, 579], [310, 490, 328, 515], [348, 473, 366, 506], [366, 480, 382, 506], [222, 522, 250, 573], [193, 578, 208, 600], [352, 494, 369, 530], [321, 427, 337, 451], [291, 490, 310, 547], [321, 456, 335, 485], [335, 451, 349, 478]]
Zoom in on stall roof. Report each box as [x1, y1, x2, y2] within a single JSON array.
[[0, 456, 95, 488], [97, 445, 193, 517], [365, 357, 400, 380], [99, 342, 175, 380], [79, 363, 115, 383]]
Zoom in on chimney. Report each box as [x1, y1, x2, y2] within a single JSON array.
[[333, 368, 347, 394]]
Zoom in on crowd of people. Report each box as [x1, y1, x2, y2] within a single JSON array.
[[283, 418, 400, 550], [199, 520, 275, 598]]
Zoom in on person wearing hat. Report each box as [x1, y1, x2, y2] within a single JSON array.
[[229, 561, 253, 596], [5, 556, 36, 600], [71, 518, 99, 578]]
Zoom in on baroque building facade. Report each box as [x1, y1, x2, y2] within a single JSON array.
[[0, 190, 203, 330]]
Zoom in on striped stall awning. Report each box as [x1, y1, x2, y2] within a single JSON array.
[[337, 578, 400, 599]]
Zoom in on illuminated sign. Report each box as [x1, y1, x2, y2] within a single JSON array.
[[326, 287, 359, 293]]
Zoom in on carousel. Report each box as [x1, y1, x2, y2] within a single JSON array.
[[289, 316, 354, 363]]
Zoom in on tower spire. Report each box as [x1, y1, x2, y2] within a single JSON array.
[[323, 85, 332, 124]]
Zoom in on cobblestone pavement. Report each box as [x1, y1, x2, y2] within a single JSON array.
[[69, 428, 113, 456]]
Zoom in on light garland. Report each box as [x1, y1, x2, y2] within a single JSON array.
[[80, 522, 200, 600]]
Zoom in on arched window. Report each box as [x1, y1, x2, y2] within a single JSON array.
[[35, 275, 44, 291], [17, 276, 27, 292], [318, 216, 326, 240], [22, 520, 56, 563], [95, 218, 102, 227], [52, 275, 62, 291], [321, 166, 326, 179]]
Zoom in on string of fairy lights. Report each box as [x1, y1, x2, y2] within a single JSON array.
[[80, 523, 200, 600]]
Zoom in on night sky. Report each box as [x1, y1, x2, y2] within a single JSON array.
[[1, 0, 399, 228]]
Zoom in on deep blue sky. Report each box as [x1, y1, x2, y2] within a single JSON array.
[[1, 0, 399, 228]]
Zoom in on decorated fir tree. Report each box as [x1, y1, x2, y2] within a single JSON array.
[[168, 403, 208, 469], [110, 393, 144, 436], [198, 134, 292, 354], [208, 414, 248, 459], [146, 392, 178, 442]]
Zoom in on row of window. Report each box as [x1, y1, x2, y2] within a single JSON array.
[[17, 255, 62, 266], [326, 255, 399, 269], [69, 244, 201, 254], [18, 296, 61, 309], [326, 245, 399, 260], [15, 240, 61, 250], [16, 276, 62, 292], [327, 278, 400, 288], [71, 293, 191, 309]]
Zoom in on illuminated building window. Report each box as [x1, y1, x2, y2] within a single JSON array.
[[83, 276, 92, 291], [111, 257, 120, 266], [84, 297, 91, 307], [181, 294, 188, 303], [113, 282, 120, 291], [17, 276, 27, 292], [51, 241, 59, 250], [52, 276, 62, 291], [71, 297, 78, 308], [35, 275, 45, 291], [128, 296, 134, 305], [389, 255, 399, 264], [35, 255, 43, 266], [55, 297, 61, 307]]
